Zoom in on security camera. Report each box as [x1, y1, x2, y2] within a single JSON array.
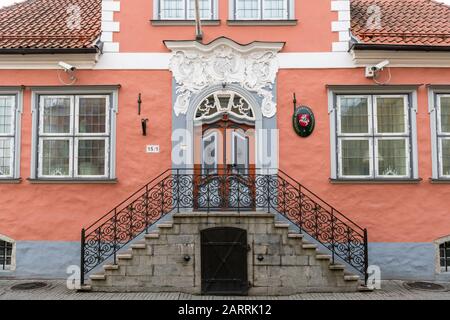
[[365, 60, 390, 78], [58, 61, 76, 72]]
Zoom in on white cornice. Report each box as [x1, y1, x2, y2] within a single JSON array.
[[0, 53, 99, 69], [164, 37, 285, 54], [352, 50, 450, 67]]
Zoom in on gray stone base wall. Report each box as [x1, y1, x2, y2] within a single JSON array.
[[89, 213, 360, 294]]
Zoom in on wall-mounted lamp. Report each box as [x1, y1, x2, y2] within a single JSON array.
[[138, 93, 142, 115], [257, 254, 264, 262], [141, 118, 149, 136], [183, 255, 191, 262]]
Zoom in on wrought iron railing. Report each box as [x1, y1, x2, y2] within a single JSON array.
[[80, 168, 368, 285]]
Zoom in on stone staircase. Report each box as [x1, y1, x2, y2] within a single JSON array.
[[82, 213, 369, 295]]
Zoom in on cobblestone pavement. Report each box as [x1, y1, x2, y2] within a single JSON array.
[[0, 280, 450, 300]]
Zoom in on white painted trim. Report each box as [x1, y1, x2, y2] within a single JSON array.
[[331, 0, 350, 52], [0, 54, 99, 70], [101, 1, 121, 53], [352, 50, 450, 67]]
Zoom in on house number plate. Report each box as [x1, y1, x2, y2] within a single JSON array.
[[146, 145, 160, 153]]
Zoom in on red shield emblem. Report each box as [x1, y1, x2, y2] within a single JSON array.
[[297, 113, 310, 127]]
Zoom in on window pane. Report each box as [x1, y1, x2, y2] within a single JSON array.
[[202, 133, 217, 172], [161, 0, 185, 18], [339, 97, 369, 134], [0, 138, 12, 176], [78, 97, 107, 134], [42, 140, 70, 176], [376, 97, 406, 133], [236, 0, 259, 19], [341, 140, 370, 176], [78, 140, 106, 176], [42, 97, 71, 134], [188, 0, 212, 19], [377, 139, 407, 176], [263, 0, 287, 19], [440, 97, 450, 133], [0, 96, 14, 135], [442, 139, 450, 176]]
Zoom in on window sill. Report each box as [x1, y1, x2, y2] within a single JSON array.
[[0, 178, 22, 184], [227, 19, 297, 26], [150, 19, 221, 26], [429, 178, 450, 184], [27, 178, 118, 184], [329, 178, 423, 184]]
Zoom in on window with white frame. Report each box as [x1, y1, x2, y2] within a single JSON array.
[[37, 95, 111, 179], [0, 95, 17, 179], [0, 238, 13, 271], [440, 241, 450, 273], [157, 0, 215, 19], [234, 0, 290, 20], [436, 94, 450, 179], [336, 94, 412, 179]]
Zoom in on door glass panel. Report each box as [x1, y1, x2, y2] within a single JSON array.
[[202, 132, 217, 173], [232, 131, 249, 173]]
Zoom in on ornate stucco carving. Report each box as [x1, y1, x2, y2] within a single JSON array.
[[165, 38, 285, 118]]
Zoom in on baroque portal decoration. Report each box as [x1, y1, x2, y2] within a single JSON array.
[[165, 37, 285, 118]]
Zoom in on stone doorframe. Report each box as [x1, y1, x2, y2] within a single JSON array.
[[166, 37, 284, 170]]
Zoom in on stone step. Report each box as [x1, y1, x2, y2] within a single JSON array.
[[287, 233, 304, 239], [117, 252, 133, 260], [144, 233, 160, 239], [103, 264, 119, 271], [89, 273, 106, 281], [130, 242, 146, 249], [315, 254, 332, 261], [274, 223, 290, 228], [302, 243, 318, 250], [329, 264, 345, 271], [344, 274, 361, 281], [158, 223, 173, 229]]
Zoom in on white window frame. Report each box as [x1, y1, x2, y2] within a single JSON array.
[[375, 137, 410, 179], [429, 88, 450, 181], [156, 0, 217, 20], [0, 91, 22, 180], [338, 137, 374, 179], [75, 95, 111, 137], [38, 137, 74, 179], [36, 93, 114, 180], [436, 94, 450, 179], [74, 137, 110, 179], [39, 95, 74, 137], [0, 234, 15, 272], [232, 0, 293, 20], [332, 92, 415, 180]]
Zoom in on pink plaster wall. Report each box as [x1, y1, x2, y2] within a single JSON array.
[[114, 0, 338, 52], [0, 67, 449, 244]]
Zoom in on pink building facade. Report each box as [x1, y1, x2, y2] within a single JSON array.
[[0, 0, 449, 285]]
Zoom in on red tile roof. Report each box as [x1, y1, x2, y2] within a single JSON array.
[[0, 0, 101, 51], [351, 0, 450, 47]]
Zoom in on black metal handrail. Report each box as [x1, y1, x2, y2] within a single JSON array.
[[80, 168, 368, 285]]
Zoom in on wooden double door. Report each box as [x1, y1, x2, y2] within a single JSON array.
[[194, 117, 256, 210]]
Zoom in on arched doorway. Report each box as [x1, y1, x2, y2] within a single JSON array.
[[193, 91, 256, 210], [201, 227, 248, 295]]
